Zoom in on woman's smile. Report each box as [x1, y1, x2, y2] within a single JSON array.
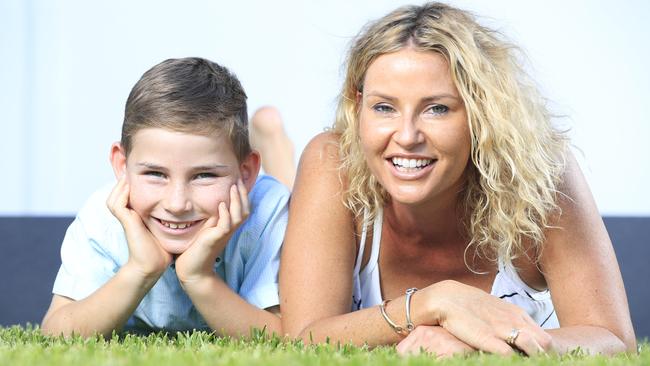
[[359, 47, 470, 205]]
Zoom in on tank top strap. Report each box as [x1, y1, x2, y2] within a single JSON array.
[[367, 207, 383, 269], [353, 210, 370, 274], [358, 207, 383, 277], [355, 208, 384, 276]]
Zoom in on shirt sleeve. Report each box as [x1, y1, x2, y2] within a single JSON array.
[[52, 188, 121, 301], [235, 176, 290, 309]]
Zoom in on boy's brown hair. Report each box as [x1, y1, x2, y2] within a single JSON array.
[[122, 57, 250, 160]]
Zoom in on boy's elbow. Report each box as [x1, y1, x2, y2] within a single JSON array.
[[39, 319, 55, 336], [279, 317, 306, 341], [40, 309, 62, 336], [286, 321, 319, 344]]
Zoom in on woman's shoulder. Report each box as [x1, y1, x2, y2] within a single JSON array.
[[302, 131, 341, 161], [298, 131, 348, 181]]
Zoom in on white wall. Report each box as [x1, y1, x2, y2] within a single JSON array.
[[1, 0, 648, 216]]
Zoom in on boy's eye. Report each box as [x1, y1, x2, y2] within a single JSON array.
[[145, 171, 166, 178], [426, 104, 449, 116], [372, 104, 395, 114], [194, 172, 218, 180]]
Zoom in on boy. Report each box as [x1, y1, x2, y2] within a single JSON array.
[[41, 57, 290, 337]]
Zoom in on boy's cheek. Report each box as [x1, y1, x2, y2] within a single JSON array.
[[127, 183, 153, 213], [199, 186, 231, 214]]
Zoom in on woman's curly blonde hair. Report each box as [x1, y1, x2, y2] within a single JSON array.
[[333, 2, 568, 265]]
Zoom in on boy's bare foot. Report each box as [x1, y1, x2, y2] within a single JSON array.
[[250, 106, 296, 190]]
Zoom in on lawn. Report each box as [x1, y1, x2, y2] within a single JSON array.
[[0, 325, 647, 365]]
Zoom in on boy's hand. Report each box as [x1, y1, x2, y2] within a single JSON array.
[[107, 175, 173, 278], [175, 179, 250, 285]]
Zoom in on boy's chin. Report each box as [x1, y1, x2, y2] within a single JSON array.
[[158, 239, 193, 255]]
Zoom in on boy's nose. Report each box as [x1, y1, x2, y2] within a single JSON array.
[[164, 185, 192, 214]]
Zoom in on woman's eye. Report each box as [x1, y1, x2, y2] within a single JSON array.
[[427, 104, 449, 115], [372, 104, 395, 114]]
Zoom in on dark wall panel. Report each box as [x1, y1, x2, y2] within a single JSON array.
[[1, 217, 72, 326], [603, 217, 650, 341], [1, 216, 648, 340]]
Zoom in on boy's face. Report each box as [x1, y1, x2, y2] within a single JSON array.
[[111, 128, 259, 255]]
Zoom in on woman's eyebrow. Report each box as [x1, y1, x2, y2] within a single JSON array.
[[365, 91, 461, 102], [421, 94, 461, 102]]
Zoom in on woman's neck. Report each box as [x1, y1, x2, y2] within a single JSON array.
[[384, 190, 466, 247]]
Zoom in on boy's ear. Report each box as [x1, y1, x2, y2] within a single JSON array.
[[239, 150, 261, 192], [109, 142, 127, 179]]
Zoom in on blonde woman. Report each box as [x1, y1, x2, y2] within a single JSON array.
[[279, 2, 636, 357]]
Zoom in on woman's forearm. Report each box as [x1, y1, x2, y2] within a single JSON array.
[[546, 326, 635, 355]]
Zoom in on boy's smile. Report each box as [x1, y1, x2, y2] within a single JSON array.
[[121, 128, 243, 254]]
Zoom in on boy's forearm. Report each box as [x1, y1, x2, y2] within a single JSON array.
[[41, 263, 162, 338], [181, 275, 282, 337]]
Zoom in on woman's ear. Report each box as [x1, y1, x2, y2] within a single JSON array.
[[239, 150, 261, 192], [110, 142, 127, 179], [355, 90, 363, 115]]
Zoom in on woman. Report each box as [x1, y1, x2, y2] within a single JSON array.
[[279, 2, 636, 357]]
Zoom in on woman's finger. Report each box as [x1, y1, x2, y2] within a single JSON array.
[[396, 334, 415, 355], [397, 326, 476, 357], [505, 327, 549, 355], [444, 320, 514, 356]]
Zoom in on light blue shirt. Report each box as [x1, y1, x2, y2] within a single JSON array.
[[52, 175, 289, 333]]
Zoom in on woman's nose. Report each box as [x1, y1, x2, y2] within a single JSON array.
[[393, 115, 424, 148]]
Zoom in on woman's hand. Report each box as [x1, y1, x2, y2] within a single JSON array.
[[175, 180, 249, 285], [107, 175, 173, 278], [421, 280, 554, 355], [397, 325, 475, 358]]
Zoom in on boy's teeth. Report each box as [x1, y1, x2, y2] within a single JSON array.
[[161, 220, 192, 229], [391, 157, 433, 169]]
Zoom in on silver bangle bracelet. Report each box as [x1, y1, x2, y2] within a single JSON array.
[[405, 287, 418, 331], [379, 299, 406, 335]]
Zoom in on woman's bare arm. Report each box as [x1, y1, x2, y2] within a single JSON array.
[[540, 151, 636, 354], [280, 132, 411, 345]]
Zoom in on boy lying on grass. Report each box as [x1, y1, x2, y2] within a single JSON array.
[[41, 57, 289, 337]]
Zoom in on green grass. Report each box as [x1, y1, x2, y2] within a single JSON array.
[[0, 325, 647, 366]]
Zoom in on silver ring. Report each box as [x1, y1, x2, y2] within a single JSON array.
[[505, 328, 520, 346]]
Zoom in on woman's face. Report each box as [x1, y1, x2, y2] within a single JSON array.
[[358, 47, 471, 206]]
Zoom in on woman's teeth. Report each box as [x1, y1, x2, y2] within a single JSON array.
[[391, 157, 433, 170]]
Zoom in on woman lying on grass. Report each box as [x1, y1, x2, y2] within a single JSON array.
[[279, 1, 636, 357]]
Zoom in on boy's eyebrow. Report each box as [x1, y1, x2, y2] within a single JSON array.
[[137, 162, 167, 170], [190, 164, 230, 170], [136, 163, 230, 170]]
